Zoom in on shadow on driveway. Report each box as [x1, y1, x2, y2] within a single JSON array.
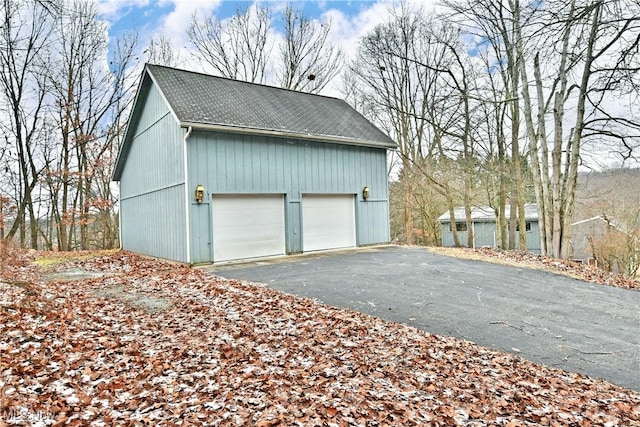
[[205, 245, 640, 392]]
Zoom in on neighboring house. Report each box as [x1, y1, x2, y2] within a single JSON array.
[[112, 64, 396, 264], [570, 216, 620, 264], [438, 204, 541, 253]]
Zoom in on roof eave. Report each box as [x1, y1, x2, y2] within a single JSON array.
[[179, 121, 397, 150], [112, 67, 152, 182]]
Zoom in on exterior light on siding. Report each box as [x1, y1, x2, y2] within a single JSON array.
[[362, 186, 370, 201], [195, 184, 205, 203]]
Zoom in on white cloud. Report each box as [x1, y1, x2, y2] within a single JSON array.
[[160, 0, 222, 41], [323, 0, 438, 62], [317, 0, 438, 97], [121, 0, 223, 72], [322, 2, 389, 60], [103, 0, 440, 93], [97, 0, 152, 21]]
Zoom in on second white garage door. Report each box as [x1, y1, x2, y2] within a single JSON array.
[[302, 194, 356, 252], [212, 194, 285, 262]]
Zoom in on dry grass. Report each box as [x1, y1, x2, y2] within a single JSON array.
[[426, 245, 640, 289], [32, 249, 119, 268]]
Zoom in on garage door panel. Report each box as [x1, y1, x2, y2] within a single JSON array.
[[303, 194, 356, 252], [213, 195, 285, 262]]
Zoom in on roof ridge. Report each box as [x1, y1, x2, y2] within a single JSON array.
[[145, 63, 344, 102], [138, 62, 396, 150]]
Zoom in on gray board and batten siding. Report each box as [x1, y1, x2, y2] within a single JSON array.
[[187, 132, 390, 263], [113, 64, 396, 264], [117, 80, 189, 262]]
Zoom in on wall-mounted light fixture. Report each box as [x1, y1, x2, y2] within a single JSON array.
[[195, 184, 205, 203], [362, 186, 370, 201]]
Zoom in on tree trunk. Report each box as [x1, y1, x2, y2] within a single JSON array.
[[448, 203, 462, 247], [560, 2, 601, 259]]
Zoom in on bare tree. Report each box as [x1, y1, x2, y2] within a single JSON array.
[[188, 4, 271, 83], [188, 3, 344, 93], [276, 5, 344, 93], [345, 5, 431, 245], [0, 0, 137, 252], [443, 0, 534, 251], [46, 0, 138, 250], [146, 34, 182, 67], [474, 54, 511, 249], [518, 0, 640, 258], [416, 33, 484, 249], [346, 5, 482, 246], [439, 0, 640, 258], [0, 0, 55, 248]]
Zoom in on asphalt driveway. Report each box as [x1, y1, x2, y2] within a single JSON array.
[[206, 245, 640, 391]]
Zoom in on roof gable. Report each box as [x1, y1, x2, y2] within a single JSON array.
[[146, 64, 396, 148], [113, 65, 396, 181]]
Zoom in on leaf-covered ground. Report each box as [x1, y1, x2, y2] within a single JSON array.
[[430, 246, 640, 291], [1, 248, 639, 426]]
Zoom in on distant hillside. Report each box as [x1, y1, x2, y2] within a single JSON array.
[[575, 168, 640, 221]]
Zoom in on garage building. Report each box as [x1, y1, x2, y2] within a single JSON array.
[[112, 64, 396, 264]]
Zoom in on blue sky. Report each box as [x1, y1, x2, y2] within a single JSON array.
[[103, 1, 372, 36], [95, 0, 432, 96], [97, 1, 430, 62]]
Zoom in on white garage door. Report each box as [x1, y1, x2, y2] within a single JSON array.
[[302, 194, 356, 252], [212, 195, 285, 262]]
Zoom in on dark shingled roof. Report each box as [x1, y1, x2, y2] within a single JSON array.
[[112, 64, 396, 181], [147, 64, 396, 148]]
